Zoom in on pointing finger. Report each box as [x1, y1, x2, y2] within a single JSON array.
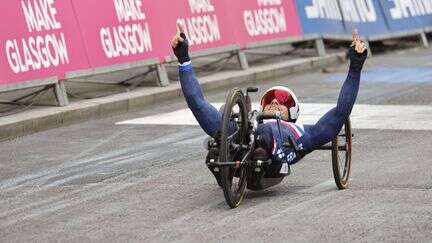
[[176, 23, 180, 36], [176, 22, 185, 42], [177, 22, 185, 35], [352, 29, 359, 42]]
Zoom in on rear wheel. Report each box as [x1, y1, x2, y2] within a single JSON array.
[[332, 118, 352, 189], [220, 88, 249, 208]]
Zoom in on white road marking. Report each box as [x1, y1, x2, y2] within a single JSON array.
[[117, 103, 432, 131]]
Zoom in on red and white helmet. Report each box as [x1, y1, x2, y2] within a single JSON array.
[[260, 86, 300, 122]]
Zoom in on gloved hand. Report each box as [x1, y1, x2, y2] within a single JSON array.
[[348, 30, 368, 72], [348, 47, 367, 72], [171, 23, 190, 64]]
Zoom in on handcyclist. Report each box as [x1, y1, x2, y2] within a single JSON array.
[[171, 24, 367, 184]]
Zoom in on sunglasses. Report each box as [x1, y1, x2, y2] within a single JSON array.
[[262, 89, 294, 107]]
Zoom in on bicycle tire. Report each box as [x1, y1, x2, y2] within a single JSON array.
[[220, 88, 249, 208], [332, 117, 352, 189]]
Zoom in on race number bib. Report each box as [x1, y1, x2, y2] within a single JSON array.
[[280, 162, 289, 174]]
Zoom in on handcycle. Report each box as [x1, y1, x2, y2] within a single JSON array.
[[205, 87, 353, 208]]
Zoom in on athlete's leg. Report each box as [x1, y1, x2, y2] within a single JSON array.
[[179, 63, 221, 137]]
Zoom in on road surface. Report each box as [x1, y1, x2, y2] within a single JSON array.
[[1, 47, 432, 242]]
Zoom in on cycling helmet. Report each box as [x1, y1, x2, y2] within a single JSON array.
[[260, 86, 299, 122]]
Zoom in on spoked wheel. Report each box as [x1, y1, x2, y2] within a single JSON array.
[[332, 117, 352, 189], [219, 88, 249, 208]]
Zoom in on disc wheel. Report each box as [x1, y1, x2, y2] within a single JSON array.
[[220, 88, 249, 208], [332, 117, 352, 189]]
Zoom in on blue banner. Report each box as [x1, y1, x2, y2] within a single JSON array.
[[379, 0, 432, 31], [295, 0, 390, 37], [295, 0, 345, 35], [338, 0, 389, 36]]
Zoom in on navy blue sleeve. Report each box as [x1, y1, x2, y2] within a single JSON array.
[[301, 49, 367, 151], [179, 63, 222, 137]]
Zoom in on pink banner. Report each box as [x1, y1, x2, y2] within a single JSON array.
[[71, 0, 165, 68], [155, 0, 237, 55], [0, 0, 89, 84], [0, 0, 304, 87], [72, 0, 238, 66], [225, 0, 302, 47]]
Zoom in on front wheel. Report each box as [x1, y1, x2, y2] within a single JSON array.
[[219, 88, 249, 208], [332, 118, 352, 189]]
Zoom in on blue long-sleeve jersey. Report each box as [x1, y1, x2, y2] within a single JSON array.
[[179, 50, 366, 167]]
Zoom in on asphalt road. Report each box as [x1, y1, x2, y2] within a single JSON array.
[[1, 47, 432, 242]]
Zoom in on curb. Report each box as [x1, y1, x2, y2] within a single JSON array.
[[0, 53, 346, 141]]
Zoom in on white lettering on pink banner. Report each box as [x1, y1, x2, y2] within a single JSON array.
[[177, 0, 221, 46], [243, 0, 287, 37], [100, 0, 152, 59], [5, 0, 70, 74]]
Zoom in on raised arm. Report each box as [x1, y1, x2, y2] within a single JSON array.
[[334, 33, 368, 119], [303, 31, 368, 151], [171, 24, 221, 137]]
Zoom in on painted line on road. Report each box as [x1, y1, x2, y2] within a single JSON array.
[[117, 103, 432, 131], [326, 67, 432, 83]]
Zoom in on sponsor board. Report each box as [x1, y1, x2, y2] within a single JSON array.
[[226, 0, 302, 47], [157, 0, 237, 54], [0, 0, 88, 84], [295, 0, 346, 35], [296, 0, 389, 36], [379, 0, 432, 31], [71, 0, 162, 67], [340, 0, 389, 36], [2, 0, 431, 89]]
